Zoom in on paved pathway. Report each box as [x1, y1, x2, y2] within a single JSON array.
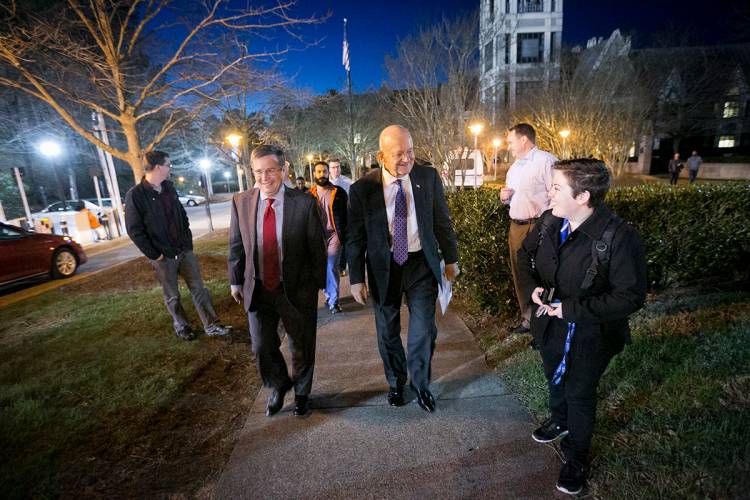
[[215, 279, 560, 499]]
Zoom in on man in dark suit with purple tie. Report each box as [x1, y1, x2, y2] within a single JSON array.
[[228, 145, 326, 418], [347, 125, 460, 412]]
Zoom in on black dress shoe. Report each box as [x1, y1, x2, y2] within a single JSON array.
[[387, 386, 405, 407], [293, 395, 310, 417], [266, 383, 291, 417], [415, 388, 436, 412]]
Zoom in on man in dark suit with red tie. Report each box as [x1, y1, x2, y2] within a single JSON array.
[[228, 145, 326, 418], [347, 125, 460, 412]]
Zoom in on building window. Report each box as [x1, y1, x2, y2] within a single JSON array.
[[506, 0, 510, 13], [549, 32, 556, 62], [518, 0, 543, 13], [488, 0, 494, 22], [504, 34, 510, 64], [517, 33, 544, 63], [723, 101, 739, 118], [503, 82, 510, 106], [718, 135, 736, 148], [485, 40, 494, 72], [551, 0, 556, 11]]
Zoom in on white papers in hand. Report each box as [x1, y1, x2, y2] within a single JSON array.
[[438, 260, 453, 315]]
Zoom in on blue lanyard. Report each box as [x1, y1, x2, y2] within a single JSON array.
[[552, 320, 575, 385]]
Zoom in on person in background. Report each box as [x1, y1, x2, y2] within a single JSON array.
[[294, 176, 309, 193], [125, 150, 231, 341], [501, 123, 557, 334], [668, 152, 683, 185], [687, 150, 703, 183]]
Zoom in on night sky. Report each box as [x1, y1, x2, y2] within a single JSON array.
[[277, 0, 746, 95]]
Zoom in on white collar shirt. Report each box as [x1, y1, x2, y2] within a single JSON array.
[[504, 146, 557, 220], [256, 186, 285, 278], [330, 175, 353, 194], [382, 167, 421, 252]]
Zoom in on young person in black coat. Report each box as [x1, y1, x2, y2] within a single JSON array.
[[517, 158, 647, 495]]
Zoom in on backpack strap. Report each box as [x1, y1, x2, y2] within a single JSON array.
[[530, 211, 555, 272], [580, 214, 623, 290]]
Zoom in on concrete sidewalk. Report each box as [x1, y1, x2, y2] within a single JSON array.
[[215, 279, 560, 499]]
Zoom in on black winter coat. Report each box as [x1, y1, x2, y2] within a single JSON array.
[[517, 205, 647, 351], [124, 178, 193, 260]]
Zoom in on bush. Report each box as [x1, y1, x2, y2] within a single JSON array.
[[447, 182, 750, 314]]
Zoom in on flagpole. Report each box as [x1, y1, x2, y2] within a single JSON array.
[[344, 18, 356, 180]]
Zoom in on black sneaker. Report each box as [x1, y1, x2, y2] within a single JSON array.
[[532, 417, 569, 443], [556, 459, 587, 495], [507, 323, 530, 334], [329, 303, 342, 314], [175, 327, 196, 341]]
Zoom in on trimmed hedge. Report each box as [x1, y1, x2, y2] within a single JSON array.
[[446, 182, 750, 315]]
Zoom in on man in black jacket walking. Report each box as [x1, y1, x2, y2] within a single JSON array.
[[125, 151, 230, 340], [517, 158, 647, 495]]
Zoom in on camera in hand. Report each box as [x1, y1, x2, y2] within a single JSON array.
[[542, 286, 555, 304]]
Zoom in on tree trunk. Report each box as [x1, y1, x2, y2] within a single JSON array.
[[122, 120, 144, 182]]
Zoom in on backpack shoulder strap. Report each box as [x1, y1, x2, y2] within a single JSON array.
[[530, 210, 555, 271], [580, 214, 623, 290]]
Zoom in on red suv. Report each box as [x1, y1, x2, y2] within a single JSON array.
[[0, 222, 88, 286]]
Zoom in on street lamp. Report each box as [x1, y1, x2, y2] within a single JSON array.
[[223, 171, 231, 192], [468, 123, 484, 151], [178, 176, 185, 183], [38, 140, 66, 203], [492, 137, 502, 180], [226, 134, 243, 192], [559, 129, 571, 159], [306, 154, 314, 184], [198, 158, 214, 232]]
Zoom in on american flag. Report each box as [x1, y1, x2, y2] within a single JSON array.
[[342, 18, 350, 72]]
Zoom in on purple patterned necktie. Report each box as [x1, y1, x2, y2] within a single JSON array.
[[393, 179, 408, 265]]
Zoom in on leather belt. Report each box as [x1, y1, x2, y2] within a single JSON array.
[[511, 218, 539, 226]]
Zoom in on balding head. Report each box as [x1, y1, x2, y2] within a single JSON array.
[[378, 125, 414, 177]]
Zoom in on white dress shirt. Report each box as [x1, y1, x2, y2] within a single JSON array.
[[504, 147, 557, 220], [256, 187, 284, 278], [331, 174, 353, 194], [382, 167, 421, 252]]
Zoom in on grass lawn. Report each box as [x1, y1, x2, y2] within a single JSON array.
[[458, 287, 750, 499], [0, 230, 259, 498]]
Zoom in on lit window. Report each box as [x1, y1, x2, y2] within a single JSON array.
[[723, 101, 739, 118], [485, 40, 494, 72], [718, 135, 736, 148], [628, 144, 636, 157]]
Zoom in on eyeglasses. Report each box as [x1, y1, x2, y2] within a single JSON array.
[[252, 167, 281, 178], [388, 150, 414, 162]]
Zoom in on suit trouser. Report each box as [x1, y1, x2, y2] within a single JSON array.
[[372, 251, 439, 390], [247, 282, 318, 396], [150, 250, 219, 333], [540, 319, 616, 463], [509, 222, 535, 324]]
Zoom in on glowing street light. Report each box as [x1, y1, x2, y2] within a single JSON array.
[[178, 176, 185, 183], [199, 158, 211, 170], [37, 140, 66, 203], [559, 129, 571, 158], [468, 123, 484, 151], [226, 134, 243, 192], [306, 154, 314, 183], [223, 171, 230, 192]]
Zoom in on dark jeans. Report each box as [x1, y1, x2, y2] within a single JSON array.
[[689, 169, 698, 183], [670, 172, 679, 185], [150, 251, 219, 333], [372, 251, 439, 390], [540, 319, 617, 463], [247, 282, 318, 396]]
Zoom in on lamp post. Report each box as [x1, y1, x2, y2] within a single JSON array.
[[226, 134, 243, 192], [223, 171, 230, 192], [306, 154, 314, 184], [38, 140, 66, 203], [492, 137, 502, 181], [198, 158, 214, 232], [468, 123, 484, 188], [559, 129, 571, 159]]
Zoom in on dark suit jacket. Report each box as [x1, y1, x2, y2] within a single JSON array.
[[347, 165, 458, 304], [228, 186, 326, 312]]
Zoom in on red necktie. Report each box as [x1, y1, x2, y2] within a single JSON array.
[[263, 198, 280, 290]]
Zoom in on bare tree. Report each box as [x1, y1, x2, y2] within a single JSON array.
[[383, 11, 480, 190], [513, 40, 654, 176], [0, 0, 322, 182]]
